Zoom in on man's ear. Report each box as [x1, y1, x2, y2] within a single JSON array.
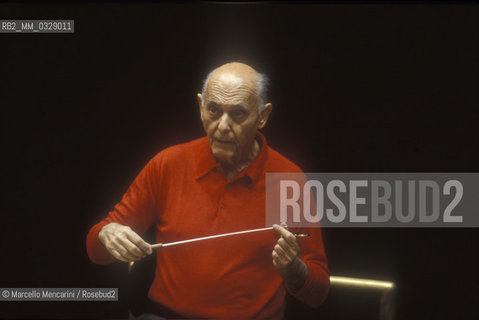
[[258, 103, 273, 129], [197, 93, 203, 120]]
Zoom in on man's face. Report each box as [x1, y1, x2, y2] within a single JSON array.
[[199, 74, 261, 166]]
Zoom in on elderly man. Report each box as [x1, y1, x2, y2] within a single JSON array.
[[87, 62, 329, 319]]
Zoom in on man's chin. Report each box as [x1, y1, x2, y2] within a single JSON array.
[[212, 149, 234, 166]]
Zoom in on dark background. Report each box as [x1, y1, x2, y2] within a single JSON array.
[[1, 2, 478, 319]]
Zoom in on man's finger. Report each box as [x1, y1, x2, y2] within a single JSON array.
[[272, 251, 282, 268], [118, 237, 146, 259], [273, 225, 299, 246], [274, 244, 287, 262], [272, 257, 278, 268], [126, 231, 152, 255], [272, 250, 286, 266], [278, 237, 299, 257], [110, 248, 129, 262], [110, 240, 141, 261], [274, 244, 292, 265]]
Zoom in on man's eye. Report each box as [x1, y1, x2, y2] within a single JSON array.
[[231, 110, 245, 118], [209, 107, 218, 114]]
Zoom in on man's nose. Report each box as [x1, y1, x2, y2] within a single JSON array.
[[217, 113, 231, 134]]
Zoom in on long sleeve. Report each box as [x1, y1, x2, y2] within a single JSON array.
[[287, 226, 330, 308], [86, 155, 161, 264]]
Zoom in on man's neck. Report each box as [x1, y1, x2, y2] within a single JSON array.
[[223, 138, 261, 181]]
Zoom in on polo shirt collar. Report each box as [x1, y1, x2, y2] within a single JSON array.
[[195, 131, 268, 185], [241, 131, 267, 185], [195, 137, 220, 179]]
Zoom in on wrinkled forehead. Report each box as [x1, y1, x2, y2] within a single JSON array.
[[205, 73, 259, 107]]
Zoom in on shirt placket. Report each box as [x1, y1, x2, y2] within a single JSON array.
[[217, 181, 228, 215]]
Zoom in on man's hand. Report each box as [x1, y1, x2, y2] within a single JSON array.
[[272, 224, 308, 291], [98, 222, 152, 262]]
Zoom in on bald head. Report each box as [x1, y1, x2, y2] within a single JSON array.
[[211, 62, 258, 84], [201, 62, 269, 113]]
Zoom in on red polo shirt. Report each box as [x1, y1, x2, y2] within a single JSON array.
[[86, 132, 329, 319]]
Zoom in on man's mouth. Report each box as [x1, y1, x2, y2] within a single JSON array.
[[215, 138, 235, 144]]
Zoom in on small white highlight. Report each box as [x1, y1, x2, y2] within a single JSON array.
[[217, 73, 243, 87]]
